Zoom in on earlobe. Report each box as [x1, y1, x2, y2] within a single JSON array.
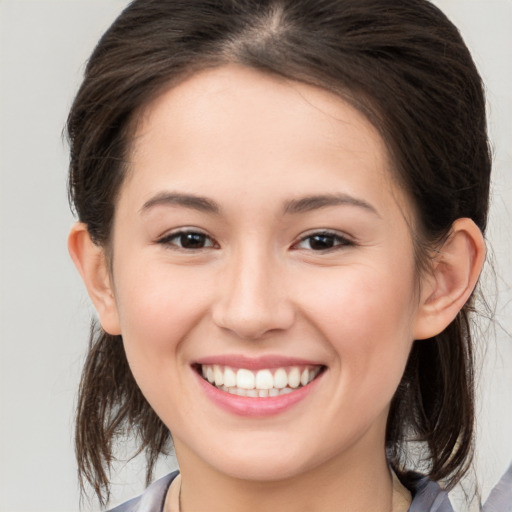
[[413, 218, 486, 340], [68, 222, 122, 335]]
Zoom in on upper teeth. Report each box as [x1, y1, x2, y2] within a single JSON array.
[[201, 364, 320, 392]]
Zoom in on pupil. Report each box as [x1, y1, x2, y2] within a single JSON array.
[[310, 235, 334, 250], [181, 233, 205, 248]]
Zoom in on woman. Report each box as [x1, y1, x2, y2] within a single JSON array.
[[66, 0, 511, 510]]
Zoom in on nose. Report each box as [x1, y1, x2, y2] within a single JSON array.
[[211, 247, 295, 340]]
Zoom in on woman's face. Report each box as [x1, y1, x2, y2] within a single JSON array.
[[108, 65, 425, 481]]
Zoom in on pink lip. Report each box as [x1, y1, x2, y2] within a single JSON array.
[[193, 366, 324, 418], [195, 354, 323, 370]]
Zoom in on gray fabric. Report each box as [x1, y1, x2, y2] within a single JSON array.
[[108, 465, 512, 512], [483, 463, 512, 512], [406, 474, 454, 512], [108, 472, 177, 512]]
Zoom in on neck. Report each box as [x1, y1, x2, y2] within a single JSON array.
[[173, 428, 394, 512]]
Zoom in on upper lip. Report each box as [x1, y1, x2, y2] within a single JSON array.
[[194, 354, 324, 370]]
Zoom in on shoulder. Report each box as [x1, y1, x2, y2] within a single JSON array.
[[482, 462, 512, 512], [104, 465, 512, 512], [107, 471, 179, 512], [406, 462, 512, 512]]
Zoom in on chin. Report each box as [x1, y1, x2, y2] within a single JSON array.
[[213, 455, 313, 483], [195, 434, 327, 483]]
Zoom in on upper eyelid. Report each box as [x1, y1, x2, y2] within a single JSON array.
[[157, 227, 210, 240], [295, 229, 354, 243]]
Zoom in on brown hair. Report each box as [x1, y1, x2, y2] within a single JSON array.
[[67, 0, 491, 505]]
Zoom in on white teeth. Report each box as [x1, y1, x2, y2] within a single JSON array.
[[288, 367, 301, 388], [255, 369, 273, 389], [214, 365, 223, 386], [224, 367, 236, 388], [219, 386, 297, 397], [200, 364, 322, 394], [236, 369, 255, 390], [274, 368, 288, 389]]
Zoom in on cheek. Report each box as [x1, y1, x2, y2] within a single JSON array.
[[112, 262, 214, 371], [300, 264, 417, 389]]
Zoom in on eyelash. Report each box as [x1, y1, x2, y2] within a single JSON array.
[[157, 229, 217, 250], [156, 229, 354, 252], [292, 231, 354, 252]]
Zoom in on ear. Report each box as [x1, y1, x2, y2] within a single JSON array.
[[68, 222, 121, 335], [413, 218, 486, 340]]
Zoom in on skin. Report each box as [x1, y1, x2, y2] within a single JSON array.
[[69, 65, 486, 512]]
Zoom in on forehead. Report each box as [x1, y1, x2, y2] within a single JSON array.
[[134, 64, 387, 162], [124, 64, 410, 221]]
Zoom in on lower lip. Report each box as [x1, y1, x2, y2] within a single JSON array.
[[195, 370, 323, 417]]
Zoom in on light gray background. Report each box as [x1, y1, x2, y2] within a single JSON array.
[[0, 1, 510, 511]]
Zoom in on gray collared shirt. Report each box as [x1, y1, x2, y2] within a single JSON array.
[[108, 463, 512, 512]]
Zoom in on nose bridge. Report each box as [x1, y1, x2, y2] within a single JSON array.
[[212, 240, 294, 339]]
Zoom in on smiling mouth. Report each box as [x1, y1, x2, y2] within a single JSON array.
[[196, 364, 325, 397]]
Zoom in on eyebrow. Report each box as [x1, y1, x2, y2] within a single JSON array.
[[140, 191, 380, 218], [284, 194, 381, 217], [141, 192, 221, 214]]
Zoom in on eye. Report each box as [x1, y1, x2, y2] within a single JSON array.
[[294, 231, 353, 251], [157, 230, 216, 250]]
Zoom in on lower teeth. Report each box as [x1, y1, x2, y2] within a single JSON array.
[[219, 385, 298, 397]]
